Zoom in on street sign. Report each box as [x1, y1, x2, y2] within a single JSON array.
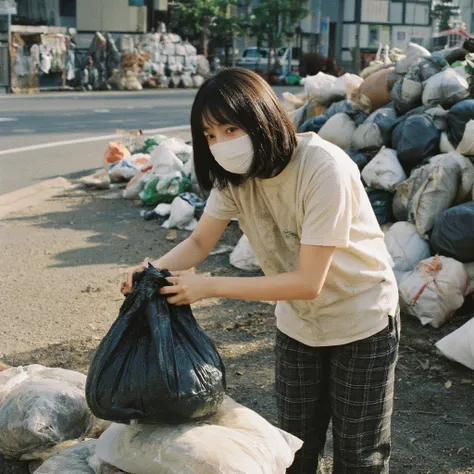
[[0, 0, 17, 15], [397, 32, 406, 41]]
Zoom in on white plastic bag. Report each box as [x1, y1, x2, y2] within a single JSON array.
[[0, 365, 93, 459], [440, 131, 456, 153], [436, 317, 474, 370], [422, 69, 469, 108], [95, 396, 302, 474], [429, 152, 474, 204], [399, 256, 470, 328], [361, 147, 406, 192], [193, 75, 204, 88], [149, 146, 184, 178], [408, 160, 460, 236], [160, 137, 193, 163], [456, 119, 474, 156], [164, 195, 196, 230], [34, 440, 97, 474], [123, 170, 151, 200], [288, 102, 308, 129], [230, 235, 260, 271], [384, 221, 430, 273], [303, 72, 337, 104], [318, 113, 356, 149], [282, 91, 305, 111], [332, 73, 364, 99], [352, 123, 384, 151]]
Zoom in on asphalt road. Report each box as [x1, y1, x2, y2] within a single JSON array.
[[0, 86, 293, 195]]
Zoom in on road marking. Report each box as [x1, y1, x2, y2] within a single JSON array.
[[0, 118, 18, 122], [94, 109, 111, 113], [12, 129, 35, 133], [0, 125, 190, 157]]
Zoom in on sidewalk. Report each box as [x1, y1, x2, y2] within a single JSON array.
[[1, 177, 474, 473]]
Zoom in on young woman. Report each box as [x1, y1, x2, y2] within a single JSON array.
[[123, 68, 399, 474]]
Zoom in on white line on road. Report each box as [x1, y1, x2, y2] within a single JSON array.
[[94, 109, 111, 113], [0, 125, 191, 157], [0, 118, 18, 122]]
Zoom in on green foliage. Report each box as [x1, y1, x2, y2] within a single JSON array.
[[432, 1, 461, 32]]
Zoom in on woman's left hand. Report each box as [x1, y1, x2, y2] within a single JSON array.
[[160, 271, 212, 305]]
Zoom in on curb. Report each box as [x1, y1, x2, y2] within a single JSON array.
[[0, 177, 74, 219]]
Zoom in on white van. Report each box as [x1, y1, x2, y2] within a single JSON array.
[[238, 46, 300, 74]]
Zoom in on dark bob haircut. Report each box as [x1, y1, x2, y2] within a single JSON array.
[[190, 68, 297, 192]]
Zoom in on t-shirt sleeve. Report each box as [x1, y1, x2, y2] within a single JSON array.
[[204, 187, 239, 220], [301, 156, 355, 248]]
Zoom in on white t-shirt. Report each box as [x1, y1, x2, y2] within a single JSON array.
[[204, 132, 399, 347]]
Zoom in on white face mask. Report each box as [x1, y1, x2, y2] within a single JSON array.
[[209, 134, 254, 175]]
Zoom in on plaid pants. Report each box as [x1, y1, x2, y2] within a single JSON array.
[[275, 312, 399, 474]]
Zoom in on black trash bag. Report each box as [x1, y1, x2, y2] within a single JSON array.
[[432, 47, 468, 65], [298, 115, 328, 133], [408, 57, 447, 82], [366, 188, 393, 226], [344, 149, 372, 171], [431, 202, 474, 262], [447, 99, 474, 147], [86, 265, 226, 424], [391, 113, 440, 173], [364, 104, 398, 144], [323, 100, 366, 125], [391, 78, 423, 115]]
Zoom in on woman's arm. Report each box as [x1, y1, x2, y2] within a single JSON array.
[[162, 244, 335, 304], [152, 214, 230, 271]]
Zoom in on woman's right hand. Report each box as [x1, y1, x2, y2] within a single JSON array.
[[120, 258, 151, 296]]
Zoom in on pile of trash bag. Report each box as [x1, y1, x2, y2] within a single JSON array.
[[283, 41, 474, 356]]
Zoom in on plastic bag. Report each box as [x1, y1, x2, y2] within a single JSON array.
[[323, 100, 366, 125], [95, 396, 303, 474], [422, 69, 469, 109], [447, 99, 474, 147], [352, 123, 384, 151], [104, 142, 130, 166], [230, 235, 260, 271], [80, 169, 111, 190], [399, 256, 470, 328], [440, 131, 456, 153], [123, 169, 151, 200], [282, 91, 306, 111], [159, 137, 193, 164], [303, 72, 338, 105], [431, 202, 474, 263], [408, 160, 460, 236], [361, 147, 406, 192], [318, 113, 356, 149], [86, 265, 226, 424], [428, 152, 474, 203], [34, 440, 97, 474], [149, 144, 184, 179], [392, 179, 412, 222], [298, 115, 328, 133], [390, 77, 423, 115], [139, 172, 191, 206], [288, 102, 309, 129], [344, 149, 372, 171], [164, 195, 196, 230], [456, 119, 474, 155], [436, 317, 474, 371], [391, 113, 440, 173], [384, 222, 430, 273], [366, 188, 393, 226], [364, 105, 398, 144], [0, 365, 92, 459], [108, 154, 150, 182], [331, 73, 364, 99]]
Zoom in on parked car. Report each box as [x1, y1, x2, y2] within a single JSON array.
[[237, 46, 301, 74]]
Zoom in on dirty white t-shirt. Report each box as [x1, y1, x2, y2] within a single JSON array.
[[204, 132, 398, 347]]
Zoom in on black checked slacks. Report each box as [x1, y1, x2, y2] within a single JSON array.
[[275, 312, 400, 474]]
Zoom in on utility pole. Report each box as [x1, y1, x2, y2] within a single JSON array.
[[352, 0, 362, 74]]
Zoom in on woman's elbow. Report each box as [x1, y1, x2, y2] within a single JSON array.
[[302, 285, 321, 300]]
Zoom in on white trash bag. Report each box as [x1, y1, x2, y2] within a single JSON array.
[[440, 131, 456, 153], [163, 195, 197, 231], [384, 222, 430, 274], [0, 365, 93, 459], [352, 123, 384, 151], [422, 69, 469, 108], [408, 160, 460, 236], [361, 147, 406, 192], [436, 317, 474, 371], [149, 146, 184, 179], [159, 137, 193, 164], [318, 113, 356, 150], [456, 119, 474, 156], [399, 256, 471, 328], [95, 396, 302, 474], [303, 72, 337, 105], [230, 235, 260, 271]]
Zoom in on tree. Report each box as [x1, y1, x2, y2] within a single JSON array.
[[249, 0, 308, 72], [170, 0, 244, 59], [432, 0, 461, 32]]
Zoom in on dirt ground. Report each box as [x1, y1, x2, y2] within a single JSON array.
[[1, 183, 474, 474]]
